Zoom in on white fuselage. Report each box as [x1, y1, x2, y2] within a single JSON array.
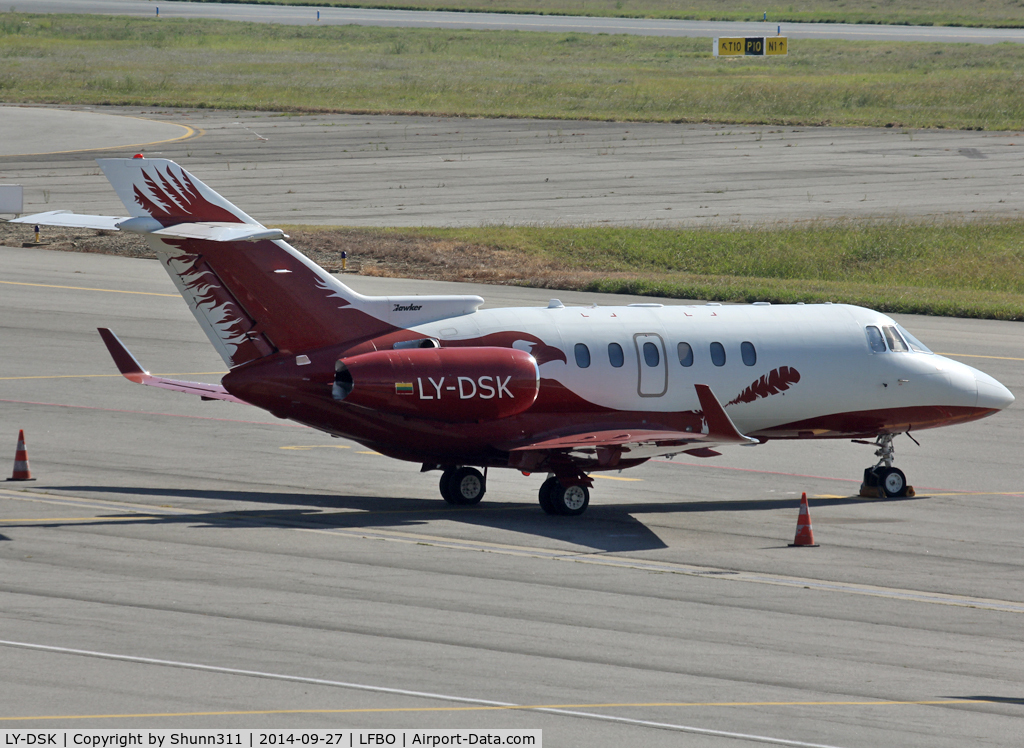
[[409, 302, 1011, 433]]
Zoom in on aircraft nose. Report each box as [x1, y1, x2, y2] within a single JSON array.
[[975, 369, 1015, 410]]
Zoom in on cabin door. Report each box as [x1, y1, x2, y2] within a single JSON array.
[[634, 333, 668, 397]]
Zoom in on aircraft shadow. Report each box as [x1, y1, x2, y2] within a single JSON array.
[[48, 485, 668, 553], [41, 486, 929, 554], [953, 696, 1024, 706]]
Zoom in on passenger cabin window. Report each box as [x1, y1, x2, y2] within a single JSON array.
[[643, 341, 660, 367], [865, 326, 886, 353], [710, 342, 726, 367], [574, 343, 591, 368], [883, 326, 909, 352], [741, 341, 756, 367], [677, 342, 694, 367], [608, 342, 624, 368]]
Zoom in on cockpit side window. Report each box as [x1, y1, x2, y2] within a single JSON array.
[[883, 326, 909, 352], [865, 326, 886, 353]]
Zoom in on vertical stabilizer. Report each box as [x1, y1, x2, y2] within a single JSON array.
[[95, 158, 484, 368]]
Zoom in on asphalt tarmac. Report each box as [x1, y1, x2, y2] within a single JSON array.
[[19, 0, 1024, 43], [2, 106, 1023, 227], [1, 245, 1023, 745]]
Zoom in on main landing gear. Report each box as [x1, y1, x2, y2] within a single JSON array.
[[859, 434, 915, 499], [538, 475, 590, 516], [439, 466, 486, 505], [435, 466, 593, 515]]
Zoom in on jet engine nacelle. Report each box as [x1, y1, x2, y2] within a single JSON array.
[[334, 347, 539, 422]]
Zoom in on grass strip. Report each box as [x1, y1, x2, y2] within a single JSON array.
[[171, 0, 1024, 29], [284, 219, 1024, 320], [3, 218, 1022, 319], [3, 14, 1024, 129]]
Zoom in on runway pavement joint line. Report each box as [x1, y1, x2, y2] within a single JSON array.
[[0, 280, 180, 297], [0, 638, 850, 747], [0, 698, 997, 722], [0, 372, 225, 381], [0, 397, 307, 428], [0, 490, 197, 515]]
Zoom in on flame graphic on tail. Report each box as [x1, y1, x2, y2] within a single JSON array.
[[162, 248, 274, 366], [133, 165, 242, 223]]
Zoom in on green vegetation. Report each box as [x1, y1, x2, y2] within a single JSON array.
[[178, 0, 1024, 29], [374, 220, 1024, 319], [2, 14, 1024, 129]]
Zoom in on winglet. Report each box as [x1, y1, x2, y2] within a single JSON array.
[[98, 328, 148, 384], [695, 384, 759, 445], [97, 327, 247, 404]]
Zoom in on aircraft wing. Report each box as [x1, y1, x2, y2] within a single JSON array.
[[510, 428, 714, 463], [98, 328, 247, 404], [509, 384, 759, 468]]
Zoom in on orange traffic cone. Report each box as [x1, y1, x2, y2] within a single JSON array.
[[788, 492, 818, 547], [8, 430, 35, 481]]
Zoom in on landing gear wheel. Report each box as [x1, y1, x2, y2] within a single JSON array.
[[549, 482, 590, 516], [439, 469, 455, 502], [878, 466, 907, 498], [538, 477, 559, 515], [442, 466, 486, 505]]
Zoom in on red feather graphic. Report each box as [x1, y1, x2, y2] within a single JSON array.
[[728, 366, 801, 406]]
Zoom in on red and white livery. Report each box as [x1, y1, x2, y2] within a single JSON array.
[[16, 158, 1014, 515]]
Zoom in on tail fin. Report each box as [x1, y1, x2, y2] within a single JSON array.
[[94, 158, 482, 368], [98, 157, 261, 225]]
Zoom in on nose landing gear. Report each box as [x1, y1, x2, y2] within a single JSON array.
[[858, 434, 916, 499]]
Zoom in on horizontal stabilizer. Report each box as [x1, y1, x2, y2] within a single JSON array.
[[11, 211, 128, 231], [148, 222, 287, 243], [12, 212, 285, 243], [98, 328, 247, 404]]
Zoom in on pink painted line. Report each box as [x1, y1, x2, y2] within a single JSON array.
[[654, 458, 861, 483], [0, 398, 307, 428], [653, 458, 994, 495]]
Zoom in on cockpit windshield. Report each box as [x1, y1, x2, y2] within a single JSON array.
[[895, 324, 933, 354], [882, 326, 909, 352], [866, 324, 932, 354]]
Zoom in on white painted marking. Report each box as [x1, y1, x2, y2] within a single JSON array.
[[0, 639, 847, 748]]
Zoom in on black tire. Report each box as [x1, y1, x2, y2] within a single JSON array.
[[878, 467, 907, 498], [444, 466, 486, 505], [549, 482, 590, 516], [538, 477, 559, 515], [439, 469, 455, 503]]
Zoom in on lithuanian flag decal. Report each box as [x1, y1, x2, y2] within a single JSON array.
[[395, 382, 414, 395]]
